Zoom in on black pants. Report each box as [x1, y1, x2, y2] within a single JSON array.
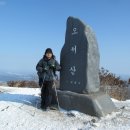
[[41, 81, 54, 108]]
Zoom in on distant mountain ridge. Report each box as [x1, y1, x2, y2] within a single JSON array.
[[0, 72, 35, 82]]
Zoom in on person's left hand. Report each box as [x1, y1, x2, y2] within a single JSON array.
[[49, 64, 55, 69]]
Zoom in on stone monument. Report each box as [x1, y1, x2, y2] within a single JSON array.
[[60, 16, 100, 93], [57, 16, 116, 117]]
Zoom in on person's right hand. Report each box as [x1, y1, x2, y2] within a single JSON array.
[[44, 66, 49, 71]]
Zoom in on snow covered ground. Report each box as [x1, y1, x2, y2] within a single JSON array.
[[0, 86, 130, 130]]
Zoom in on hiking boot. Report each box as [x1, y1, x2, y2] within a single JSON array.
[[50, 106, 58, 110], [41, 105, 46, 109]]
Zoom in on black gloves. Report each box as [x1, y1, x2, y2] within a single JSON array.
[[38, 66, 49, 73], [38, 64, 55, 73], [43, 66, 49, 72], [49, 64, 56, 69]]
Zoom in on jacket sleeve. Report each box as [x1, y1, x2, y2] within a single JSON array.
[[55, 60, 61, 71], [36, 59, 43, 72]]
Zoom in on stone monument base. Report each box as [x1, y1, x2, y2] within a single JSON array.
[[57, 90, 116, 117]]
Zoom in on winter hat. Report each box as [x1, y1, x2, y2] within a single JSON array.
[[45, 48, 53, 54]]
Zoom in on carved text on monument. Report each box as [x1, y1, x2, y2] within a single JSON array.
[[69, 66, 76, 76], [71, 45, 77, 54], [72, 28, 78, 35]]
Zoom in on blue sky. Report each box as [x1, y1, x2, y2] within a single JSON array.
[[0, 0, 130, 76]]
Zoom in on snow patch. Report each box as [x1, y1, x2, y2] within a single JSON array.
[[0, 86, 130, 130]]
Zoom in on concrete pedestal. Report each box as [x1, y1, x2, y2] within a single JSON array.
[[57, 90, 116, 117]]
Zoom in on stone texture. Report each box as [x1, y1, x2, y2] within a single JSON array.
[[60, 16, 100, 93], [57, 90, 116, 117]]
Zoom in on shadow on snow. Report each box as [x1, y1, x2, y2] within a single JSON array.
[[0, 93, 41, 107]]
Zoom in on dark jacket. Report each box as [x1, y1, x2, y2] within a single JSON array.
[[36, 57, 61, 81]]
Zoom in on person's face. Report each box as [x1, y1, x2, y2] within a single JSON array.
[[46, 53, 52, 59]]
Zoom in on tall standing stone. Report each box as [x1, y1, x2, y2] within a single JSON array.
[[60, 16, 100, 93], [57, 16, 116, 117]]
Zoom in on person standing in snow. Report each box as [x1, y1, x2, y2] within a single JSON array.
[[36, 48, 61, 110]]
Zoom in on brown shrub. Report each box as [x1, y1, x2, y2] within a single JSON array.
[[7, 79, 60, 88], [99, 67, 129, 100], [7, 80, 39, 88]]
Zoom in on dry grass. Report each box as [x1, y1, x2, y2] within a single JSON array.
[[6, 80, 59, 88], [99, 67, 129, 100], [7, 80, 39, 88]]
